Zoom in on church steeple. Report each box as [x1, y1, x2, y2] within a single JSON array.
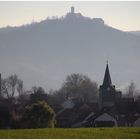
[[99, 62, 122, 109], [102, 62, 112, 88]]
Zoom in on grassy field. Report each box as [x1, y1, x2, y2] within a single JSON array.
[[0, 127, 140, 139]]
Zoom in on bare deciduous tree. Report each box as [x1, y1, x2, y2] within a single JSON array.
[[125, 81, 140, 98], [2, 74, 24, 98], [58, 73, 98, 102]]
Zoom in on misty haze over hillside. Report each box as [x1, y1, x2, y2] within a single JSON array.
[[128, 31, 140, 36], [0, 7, 140, 91]]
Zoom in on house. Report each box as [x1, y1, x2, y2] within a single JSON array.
[[115, 98, 135, 115], [133, 117, 140, 127], [56, 101, 95, 128], [62, 98, 75, 109], [72, 112, 95, 128], [56, 108, 78, 128], [93, 112, 118, 127], [83, 110, 118, 127]]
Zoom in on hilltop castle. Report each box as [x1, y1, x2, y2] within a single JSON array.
[[65, 7, 104, 25]]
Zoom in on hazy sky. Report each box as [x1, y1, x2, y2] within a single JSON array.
[[0, 1, 140, 31]]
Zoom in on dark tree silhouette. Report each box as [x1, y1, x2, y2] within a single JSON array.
[[21, 101, 56, 128], [29, 86, 48, 104], [125, 81, 140, 98], [58, 73, 98, 102], [1, 74, 23, 98]]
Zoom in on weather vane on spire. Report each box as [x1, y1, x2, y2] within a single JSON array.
[[106, 60, 108, 64], [106, 55, 109, 65]]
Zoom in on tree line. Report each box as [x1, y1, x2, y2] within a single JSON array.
[[0, 73, 139, 129]]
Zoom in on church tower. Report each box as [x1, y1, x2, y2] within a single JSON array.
[[99, 63, 122, 109]]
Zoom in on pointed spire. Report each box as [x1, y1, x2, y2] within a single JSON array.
[[103, 62, 112, 88]]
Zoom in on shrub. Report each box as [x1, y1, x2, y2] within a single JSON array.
[[21, 101, 56, 128]]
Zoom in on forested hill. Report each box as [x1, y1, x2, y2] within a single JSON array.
[[0, 11, 140, 90]]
